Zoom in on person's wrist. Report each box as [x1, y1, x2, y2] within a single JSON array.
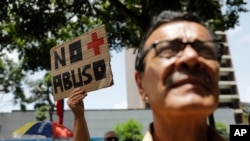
[[74, 111, 84, 119]]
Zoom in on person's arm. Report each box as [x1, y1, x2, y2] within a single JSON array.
[[67, 88, 90, 141]]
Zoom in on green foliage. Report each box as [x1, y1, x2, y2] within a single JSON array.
[[34, 103, 50, 121], [114, 119, 143, 141], [27, 72, 55, 121], [0, 54, 26, 110], [243, 111, 250, 124], [242, 103, 250, 124], [215, 121, 228, 136], [0, 0, 248, 110], [1, 0, 248, 71]]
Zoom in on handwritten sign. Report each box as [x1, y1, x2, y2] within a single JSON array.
[[50, 25, 113, 100]]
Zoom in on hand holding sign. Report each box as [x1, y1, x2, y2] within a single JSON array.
[[50, 25, 113, 100]]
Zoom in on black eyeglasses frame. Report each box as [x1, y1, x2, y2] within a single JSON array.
[[135, 39, 224, 72]]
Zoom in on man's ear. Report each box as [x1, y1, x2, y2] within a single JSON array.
[[134, 71, 147, 100]]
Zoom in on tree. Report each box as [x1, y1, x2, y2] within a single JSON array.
[[34, 104, 50, 121], [215, 121, 228, 135], [28, 72, 55, 121], [1, 0, 248, 71], [0, 0, 248, 110], [242, 103, 250, 124], [0, 53, 26, 110], [114, 118, 143, 141]]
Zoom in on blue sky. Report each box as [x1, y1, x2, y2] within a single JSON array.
[[0, 3, 249, 112]]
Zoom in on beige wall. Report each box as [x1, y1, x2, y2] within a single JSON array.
[[125, 48, 144, 109]]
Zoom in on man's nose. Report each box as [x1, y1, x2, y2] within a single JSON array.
[[175, 45, 203, 69]]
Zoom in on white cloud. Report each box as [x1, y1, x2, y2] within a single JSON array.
[[243, 34, 250, 43], [112, 100, 127, 109], [2, 49, 19, 62], [247, 86, 250, 98], [241, 85, 250, 103], [227, 25, 242, 37], [0, 94, 18, 113]]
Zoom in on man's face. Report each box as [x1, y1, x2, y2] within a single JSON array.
[[135, 21, 220, 118]]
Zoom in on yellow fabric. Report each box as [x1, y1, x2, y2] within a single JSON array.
[[12, 121, 37, 135]]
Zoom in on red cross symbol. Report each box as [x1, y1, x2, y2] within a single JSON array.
[[87, 32, 104, 56]]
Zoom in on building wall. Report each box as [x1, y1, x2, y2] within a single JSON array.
[[125, 49, 145, 109], [0, 109, 152, 140], [0, 108, 235, 140]]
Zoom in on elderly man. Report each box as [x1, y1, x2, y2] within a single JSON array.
[[134, 11, 225, 141], [67, 10, 226, 141]]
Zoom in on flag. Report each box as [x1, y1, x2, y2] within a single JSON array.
[[56, 99, 64, 125]]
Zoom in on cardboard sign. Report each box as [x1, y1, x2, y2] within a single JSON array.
[[50, 25, 113, 100]]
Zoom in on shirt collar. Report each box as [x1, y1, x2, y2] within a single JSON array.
[[142, 123, 226, 141]]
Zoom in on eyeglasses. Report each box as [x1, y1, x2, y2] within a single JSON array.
[[135, 39, 224, 71], [104, 137, 119, 141]]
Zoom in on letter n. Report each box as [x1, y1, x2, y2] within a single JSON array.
[[54, 47, 66, 69]]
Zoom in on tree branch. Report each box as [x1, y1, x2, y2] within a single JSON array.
[[108, 0, 150, 31]]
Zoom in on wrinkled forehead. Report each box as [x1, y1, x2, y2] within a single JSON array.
[[144, 21, 213, 49]]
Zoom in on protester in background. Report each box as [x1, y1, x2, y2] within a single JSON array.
[[68, 10, 226, 141], [104, 130, 119, 141]]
